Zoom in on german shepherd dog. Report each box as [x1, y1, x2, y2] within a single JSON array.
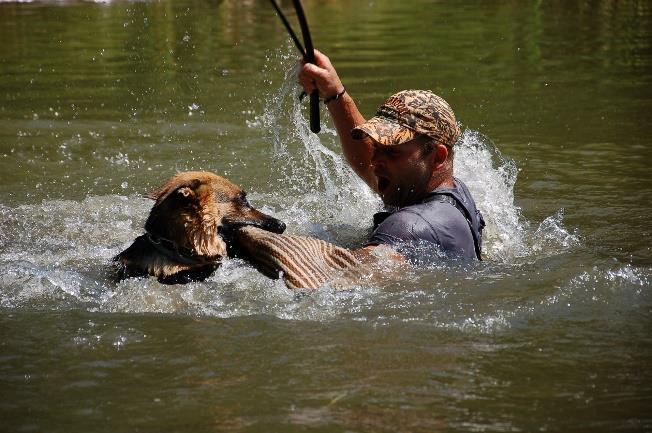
[[113, 171, 286, 284]]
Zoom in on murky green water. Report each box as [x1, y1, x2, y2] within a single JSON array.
[[1, 1, 651, 431]]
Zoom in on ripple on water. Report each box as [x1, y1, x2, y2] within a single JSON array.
[[537, 263, 650, 318]]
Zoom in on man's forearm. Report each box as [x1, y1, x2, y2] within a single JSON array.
[[326, 92, 377, 191]]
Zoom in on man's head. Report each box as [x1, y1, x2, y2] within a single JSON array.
[[351, 90, 460, 207], [352, 90, 460, 147]]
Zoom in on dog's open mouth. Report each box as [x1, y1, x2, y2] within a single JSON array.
[[221, 216, 286, 257], [222, 217, 286, 235]]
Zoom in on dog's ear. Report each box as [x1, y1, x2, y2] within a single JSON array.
[[145, 178, 201, 206]]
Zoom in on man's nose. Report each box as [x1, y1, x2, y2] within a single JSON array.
[[370, 148, 384, 167]]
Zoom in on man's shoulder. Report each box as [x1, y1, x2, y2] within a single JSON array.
[[401, 199, 470, 231], [373, 207, 431, 239], [370, 200, 464, 244]]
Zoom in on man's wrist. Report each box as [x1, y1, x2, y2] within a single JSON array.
[[324, 87, 346, 105]]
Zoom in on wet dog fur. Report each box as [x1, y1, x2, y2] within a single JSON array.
[[113, 171, 286, 284]]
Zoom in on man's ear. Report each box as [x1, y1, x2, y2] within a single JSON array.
[[433, 144, 449, 168]]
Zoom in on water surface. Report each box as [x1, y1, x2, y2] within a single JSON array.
[[1, 0, 651, 431]]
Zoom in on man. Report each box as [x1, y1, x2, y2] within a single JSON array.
[[298, 50, 485, 260]]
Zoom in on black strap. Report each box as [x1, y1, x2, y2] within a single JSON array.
[[269, 0, 306, 57], [269, 0, 320, 133], [372, 211, 392, 230], [422, 193, 483, 260]]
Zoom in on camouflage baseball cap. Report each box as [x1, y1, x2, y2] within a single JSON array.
[[351, 90, 461, 147]]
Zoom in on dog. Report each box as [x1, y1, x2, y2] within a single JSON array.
[[113, 171, 286, 284]]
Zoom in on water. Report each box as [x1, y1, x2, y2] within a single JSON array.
[[1, 1, 651, 431]]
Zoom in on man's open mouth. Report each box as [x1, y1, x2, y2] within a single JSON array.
[[377, 176, 390, 193]]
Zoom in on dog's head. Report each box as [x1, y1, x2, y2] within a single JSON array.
[[143, 171, 286, 261]]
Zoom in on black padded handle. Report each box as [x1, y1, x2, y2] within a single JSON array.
[[292, 0, 320, 134], [309, 91, 320, 133]]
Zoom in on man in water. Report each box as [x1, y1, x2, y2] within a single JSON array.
[[298, 50, 485, 260]]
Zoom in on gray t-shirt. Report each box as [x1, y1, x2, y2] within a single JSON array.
[[366, 178, 484, 260]]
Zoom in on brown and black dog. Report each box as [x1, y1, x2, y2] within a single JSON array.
[[113, 171, 286, 284]]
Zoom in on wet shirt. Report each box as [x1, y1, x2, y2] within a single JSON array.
[[366, 178, 485, 260]]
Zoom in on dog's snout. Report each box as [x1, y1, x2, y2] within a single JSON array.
[[222, 214, 286, 235], [266, 218, 286, 234]]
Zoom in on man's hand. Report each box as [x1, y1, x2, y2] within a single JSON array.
[[298, 49, 345, 101]]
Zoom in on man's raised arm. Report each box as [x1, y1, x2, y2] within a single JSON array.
[[298, 50, 377, 191]]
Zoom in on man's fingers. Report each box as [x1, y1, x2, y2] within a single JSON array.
[[302, 63, 331, 81], [297, 51, 341, 96], [300, 49, 333, 71], [297, 71, 316, 93], [297, 63, 322, 90], [299, 80, 316, 94], [313, 49, 332, 70]]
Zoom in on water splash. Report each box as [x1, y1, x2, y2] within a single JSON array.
[[250, 47, 379, 240], [531, 263, 652, 326], [530, 209, 581, 254], [453, 129, 584, 265], [0, 46, 622, 330], [454, 129, 526, 260], [0, 190, 647, 333]]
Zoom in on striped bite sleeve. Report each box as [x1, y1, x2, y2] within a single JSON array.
[[236, 226, 362, 290]]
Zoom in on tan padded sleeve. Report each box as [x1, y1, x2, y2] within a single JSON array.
[[236, 226, 363, 290]]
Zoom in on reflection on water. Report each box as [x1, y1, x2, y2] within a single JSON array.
[[1, 0, 651, 432]]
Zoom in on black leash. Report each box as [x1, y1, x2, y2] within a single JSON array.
[[269, 0, 320, 133], [269, 0, 306, 57]]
